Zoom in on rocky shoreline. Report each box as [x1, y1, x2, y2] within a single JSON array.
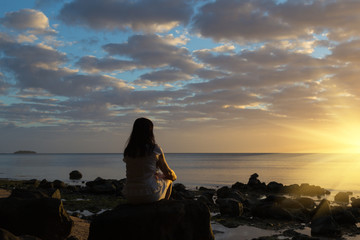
[[1, 173, 360, 239]]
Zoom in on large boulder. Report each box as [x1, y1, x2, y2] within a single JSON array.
[[216, 198, 243, 217], [216, 186, 245, 202], [334, 192, 351, 204], [86, 177, 116, 194], [267, 181, 284, 193], [311, 199, 341, 237], [69, 170, 82, 180], [351, 197, 360, 208], [171, 183, 194, 200], [295, 197, 316, 209], [0, 197, 73, 240], [88, 200, 214, 240], [247, 173, 266, 191], [251, 195, 293, 221]]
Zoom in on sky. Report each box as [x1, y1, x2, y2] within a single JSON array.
[[0, 0, 360, 153]]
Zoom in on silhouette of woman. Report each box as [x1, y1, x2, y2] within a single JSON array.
[[123, 118, 177, 204]]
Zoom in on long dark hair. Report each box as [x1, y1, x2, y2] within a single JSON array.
[[124, 118, 156, 157]]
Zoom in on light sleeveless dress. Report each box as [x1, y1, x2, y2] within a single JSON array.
[[123, 144, 172, 204]]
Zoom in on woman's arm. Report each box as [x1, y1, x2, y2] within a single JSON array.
[[158, 153, 177, 181]]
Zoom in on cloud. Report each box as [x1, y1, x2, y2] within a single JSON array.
[[0, 33, 132, 97], [136, 69, 193, 84], [191, 0, 360, 42], [193, 45, 329, 92], [0, 72, 9, 94], [0, 9, 56, 34], [329, 39, 360, 63], [59, 0, 193, 33], [103, 34, 201, 74], [76, 55, 140, 73]]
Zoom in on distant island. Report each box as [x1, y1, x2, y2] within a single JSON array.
[[14, 150, 37, 154]]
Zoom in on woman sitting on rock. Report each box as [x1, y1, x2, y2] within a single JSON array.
[[123, 117, 177, 204]]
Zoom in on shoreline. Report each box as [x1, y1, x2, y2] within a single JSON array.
[[1, 175, 360, 240]]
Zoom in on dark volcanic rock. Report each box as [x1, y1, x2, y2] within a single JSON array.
[[247, 173, 266, 191], [53, 180, 67, 189], [38, 179, 53, 189], [0, 197, 73, 240], [69, 170, 82, 180], [334, 192, 351, 204], [332, 206, 357, 226], [280, 198, 304, 210], [197, 189, 216, 210], [171, 183, 194, 200], [251, 195, 293, 221], [86, 177, 116, 194], [267, 181, 284, 193], [231, 182, 247, 191], [296, 197, 316, 209], [216, 186, 246, 202], [351, 197, 360, 208], [88, 200, 214, 240], [311, 199, 341, 237], [283, 183, 330, 197], [216, 198, 243, 217], [23, 179, 40, 188]]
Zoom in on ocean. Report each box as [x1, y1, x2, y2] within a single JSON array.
[[1, 153, 360, 197]]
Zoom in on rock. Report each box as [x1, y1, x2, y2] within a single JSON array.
[[216, 186, 231, 198], [251, 196, 293, 221], [296, 197, 315, 209], [112, 179, 126, 196], [334, 192, 351, 204], [282, 183, 330, 197], [0, 228, 42, 240], [23, 179, 40, 188], [298, 183, 330, 196], [171, 183, 194, 200], [38, 179, 53, 189], [231, 182, 246, 191], [280, 198, 304, 210], [351, 197, 360, 208], [332, 206, 357, 226], [247, 173, 266, 191], [0, 197, 73, 240], [88, 200, 214, 240], [216, 198, 243, 217], [50, 189, 61, 199], [86, 177, 116, 194], [282, 184, 301, 195], [198, 187, 215, 203], [197, 194, 216, 211], [311, 199, 341, 237], [69, 170, 82, 180], [199, 187, 216, 194], [216, 187, 245, 202], [53, 180, 67, 189], [173, 183, 186, 192], [267, 181, 284, 193]]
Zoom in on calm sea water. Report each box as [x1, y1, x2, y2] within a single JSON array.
[[1, 153, 360, 196]]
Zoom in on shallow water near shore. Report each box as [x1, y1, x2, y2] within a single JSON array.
[[1, 153, 360, 197]]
